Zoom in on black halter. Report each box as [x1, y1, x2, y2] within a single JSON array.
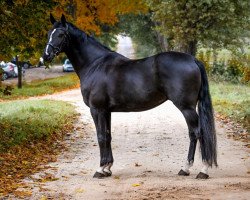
[[46, 26, 70, 56]]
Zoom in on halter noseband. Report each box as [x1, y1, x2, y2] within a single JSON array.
[[46, 25, 70, 56]]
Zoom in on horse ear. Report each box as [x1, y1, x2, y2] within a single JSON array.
[[61, 14, 67, 27], [50, 13, 56, 25]]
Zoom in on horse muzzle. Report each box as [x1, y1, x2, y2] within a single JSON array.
[[42, 52, 55, 63]]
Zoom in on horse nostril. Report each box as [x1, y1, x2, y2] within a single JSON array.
[[42, 54, 48, 60], [42, 53, 51, 62], [47, 53, 55, 62]]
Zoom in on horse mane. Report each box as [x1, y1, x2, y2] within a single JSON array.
[[87, 36, 112, 51], [67, 22, 112, 52]]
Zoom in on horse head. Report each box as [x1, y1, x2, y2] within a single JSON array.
[[42, 14, 70, 62]]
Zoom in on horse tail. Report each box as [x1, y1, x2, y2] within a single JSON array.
[[195, 59, 217, 167]]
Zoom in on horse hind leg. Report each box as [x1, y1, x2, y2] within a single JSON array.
[[177, 107, 199, 176], [176, 106, 210, 179]]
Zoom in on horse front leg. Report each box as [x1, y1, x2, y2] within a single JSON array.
[[90, 108, 113, 178]]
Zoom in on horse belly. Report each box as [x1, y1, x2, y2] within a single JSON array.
[[109, 90, 167, 112]]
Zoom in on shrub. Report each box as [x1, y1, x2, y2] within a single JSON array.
[[197, 50, 212, 73], [211, 61, 226, 76], [197, 49, 249, 84], [227, 57, 244, 77]]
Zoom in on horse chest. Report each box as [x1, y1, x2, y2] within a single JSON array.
[[81, 84, 108, 109]]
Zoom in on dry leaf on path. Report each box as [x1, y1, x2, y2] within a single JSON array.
[[40, 195, 47, 200], [13, 190, 32, 198], [75, 188, 85, 193], [114, 176, 120, 179]]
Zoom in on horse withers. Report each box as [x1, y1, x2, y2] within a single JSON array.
[[42, 14, 217, 179]]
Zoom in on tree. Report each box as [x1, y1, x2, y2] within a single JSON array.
[[146, 0, 250, 56], [0, 0, 147, 60], [0, 0, 56, 61], [118, 13, 161, 58], [52, 0, 147, 48], [53, 0, 147, 35]]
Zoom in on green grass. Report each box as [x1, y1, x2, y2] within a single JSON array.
[[210, 81, 250, 131], [0, 74, 79, 100], [0, 100, 77, 152]]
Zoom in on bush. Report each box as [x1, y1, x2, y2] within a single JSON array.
[[197, 50, 212, 72], [227, 57, 244, 77], [197, 50, 249, 84], [211, 61, 226, 76]]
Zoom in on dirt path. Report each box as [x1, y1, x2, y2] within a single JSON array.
[[11, 88, 248, 200]]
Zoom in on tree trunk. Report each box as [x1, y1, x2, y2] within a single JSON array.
[[187, 40, 197, 56], [153, 22, 170, 52], [179, 40, 198, 56], [16, 56, 22, 89], [154, 31, 167, 52]]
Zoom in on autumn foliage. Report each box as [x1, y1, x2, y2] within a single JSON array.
[[0, 0, 147, 60], [53, 0, 147, 35]]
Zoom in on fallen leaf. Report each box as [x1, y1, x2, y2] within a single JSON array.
[[75, 188, 84, 193], [22, 161, 29, 165], [14, 190, 32, 198], [39, 173, 59, 182], [40, 195, 47, 200], [132, 183, 140, 187]]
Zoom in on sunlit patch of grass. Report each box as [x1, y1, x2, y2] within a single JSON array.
[[210, 81, 250, 131], [0, 74, 80, 100], [0, 99, 77, 152]]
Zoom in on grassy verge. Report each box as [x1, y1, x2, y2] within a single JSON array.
[[0, 73, 80, 100], [210, 81, 250, 132], [0, 99, 78, 195], [0, 99, 77, 151]]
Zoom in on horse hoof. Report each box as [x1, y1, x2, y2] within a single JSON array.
[[178, 169, 190, 176], [196, 172, 209, 179], [103, 171, 112, 177], [93, 172, 106, 179]]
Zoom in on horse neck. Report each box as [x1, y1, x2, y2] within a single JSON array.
[[65, 31, 110, 77]]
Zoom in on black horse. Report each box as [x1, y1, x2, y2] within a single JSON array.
[[42, 14, 217, 179]]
